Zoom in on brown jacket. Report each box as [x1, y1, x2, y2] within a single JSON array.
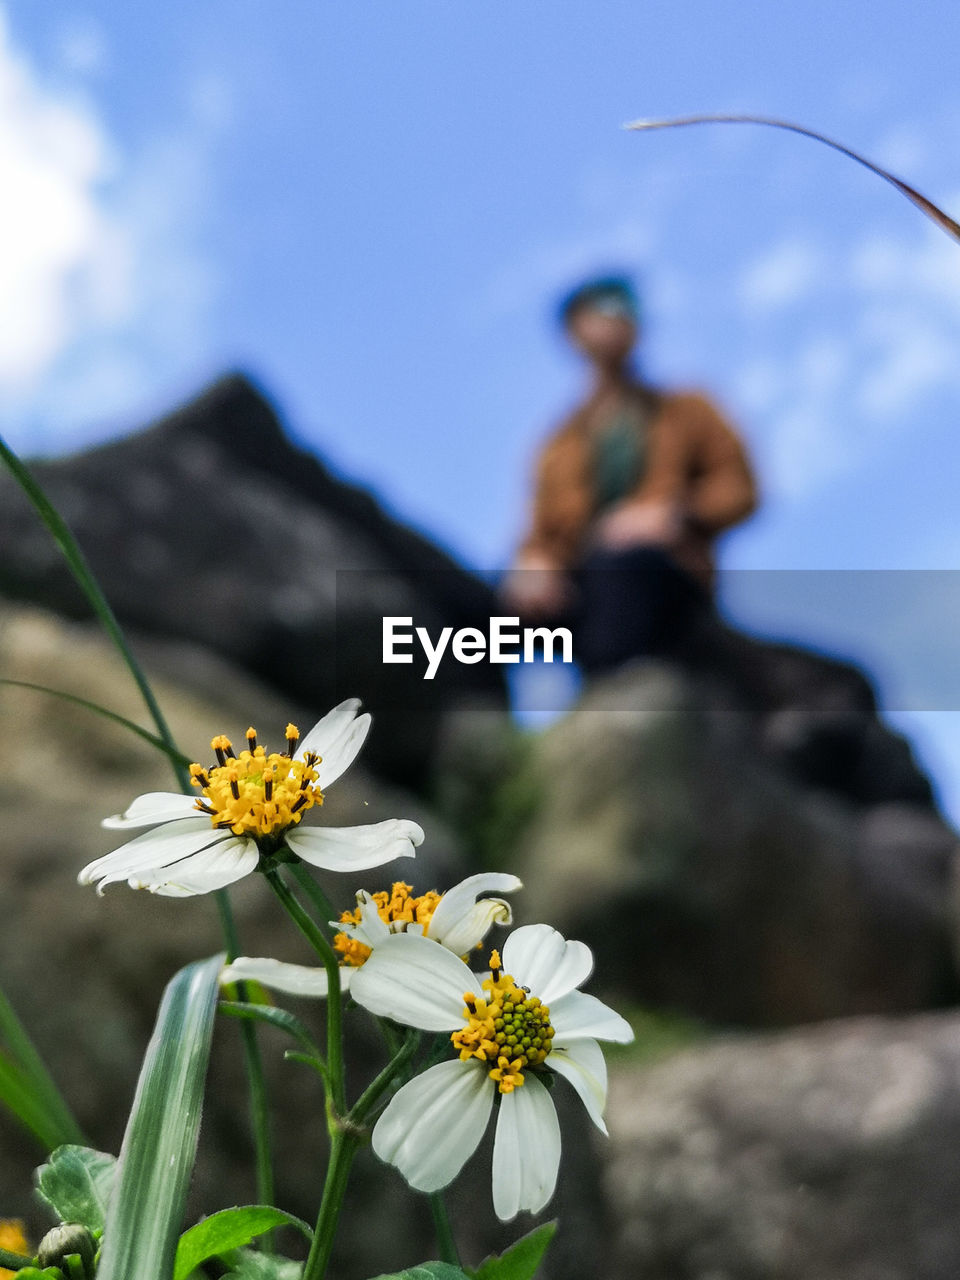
[[518, 385, 757, 587]]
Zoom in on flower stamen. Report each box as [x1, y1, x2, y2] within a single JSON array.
[[189, 723, 323, 838], [451, 949, 554, 1091], [333, 882, 442, 966]]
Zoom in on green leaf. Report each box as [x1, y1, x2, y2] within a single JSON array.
[[369, 1266, 471, 1280], [174, 1206, 312, 1280], [0, 983, 84, 1150], [470, 1222, 557, 1280], [220, 1248, 304, 1279], [218, 1002, 321, 1055], [96, 954, 224, 1280], [35, 1145, 117, 1233]]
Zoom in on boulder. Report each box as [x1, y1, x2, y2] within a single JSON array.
[[508, 658, 958, 1025], [606, 1010, 960, 1280], [677, 617, 935, 806], [0, 373, 506, 789]]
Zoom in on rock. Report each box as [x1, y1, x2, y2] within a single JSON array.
[[0, 373, 506, 789], [677, 615, 935, 806], [509, 660, 958, 1025], [605, 1010, 960, 1280]]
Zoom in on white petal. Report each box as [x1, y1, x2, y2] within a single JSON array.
[[549, 990, 634, 1044], [492, 1072, 561, 1221], [430, 900, 509, 958], [372, 1059, 493, 1192], [427, 873, 523, 954], [314, 714, 371, 789], [131, 838, 259, 895], [548, 1038, 608, 1134], [334, 890, 392, 947], [501, 924, 594, 1003], [220, 957, 352, 998], [349, 932, 481, 1031], [102, 792, 202, 829], [78, 818, 230, 889], [297, 700, 371, 788], [285, 819, 423, 872], [297, 698, 363, 758]]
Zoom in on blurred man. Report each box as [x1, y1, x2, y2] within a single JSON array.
[[503, 276, 757, 672]]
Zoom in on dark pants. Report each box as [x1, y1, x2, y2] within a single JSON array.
[[568, 545, 707, 675]]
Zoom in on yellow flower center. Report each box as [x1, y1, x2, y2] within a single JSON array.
[[334, 881, 442, 966], [190, 723, 322, 838], [451, 950, 554, 1092], [0, 1220, 29, 1278]]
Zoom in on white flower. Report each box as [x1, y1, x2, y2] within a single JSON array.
[[79, 699, 423, 896], [348, 923, 634, 1221], [221, 871, 522, 996]]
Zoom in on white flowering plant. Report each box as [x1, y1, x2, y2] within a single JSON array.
[[0, 438, 633, 1280], [3, 109, 943, 1280]]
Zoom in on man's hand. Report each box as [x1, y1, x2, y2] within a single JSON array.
[[501, 551, 572, 617], [595, 500, 684, 550]]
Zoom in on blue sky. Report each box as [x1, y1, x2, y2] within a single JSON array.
[[4, 2, 960, 813]]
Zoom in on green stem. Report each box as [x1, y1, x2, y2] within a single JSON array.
[[301, 1030, 424, 1279], [301, 1129, 359, 1280], [0, 436, 277, 1223], [377, 1015, 402, 1061], [289, 862, 338, 934], [214, 893, 275, 1224], [265, 868, 345, 1113], [429, 1191, 461, 1267], [0, 1245, 33, 1270], [284, 1049, 332, 1090], [244, 1022, 275, 1247], [0, 435, 188, 789], [215, 891, 240, 957], [348, 1030, 420, 1123]]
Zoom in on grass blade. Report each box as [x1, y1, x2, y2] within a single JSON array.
[[625, 113, 960, 243], [97, 954, 225, 1280], [0, 435, 187, 788], [0, 984, 84, 1149], [0, 679, 192, 769], [0, 436, 275, 1209]]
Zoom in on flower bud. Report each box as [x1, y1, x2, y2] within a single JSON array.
[[36, 1223, 95, 1276]]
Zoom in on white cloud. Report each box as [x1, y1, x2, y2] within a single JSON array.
[[0, 12, 109, 388], [55, 17, 108, 77], [474, 215, 658, 323], [729, 196, 960, 499], [470, 113, 960, 515], [872, 124, 930, 176], [738, 239, 822, 312], [855, 313, 956, 418], [0, 7, 220, 451], [470, 157, 690, 326]]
